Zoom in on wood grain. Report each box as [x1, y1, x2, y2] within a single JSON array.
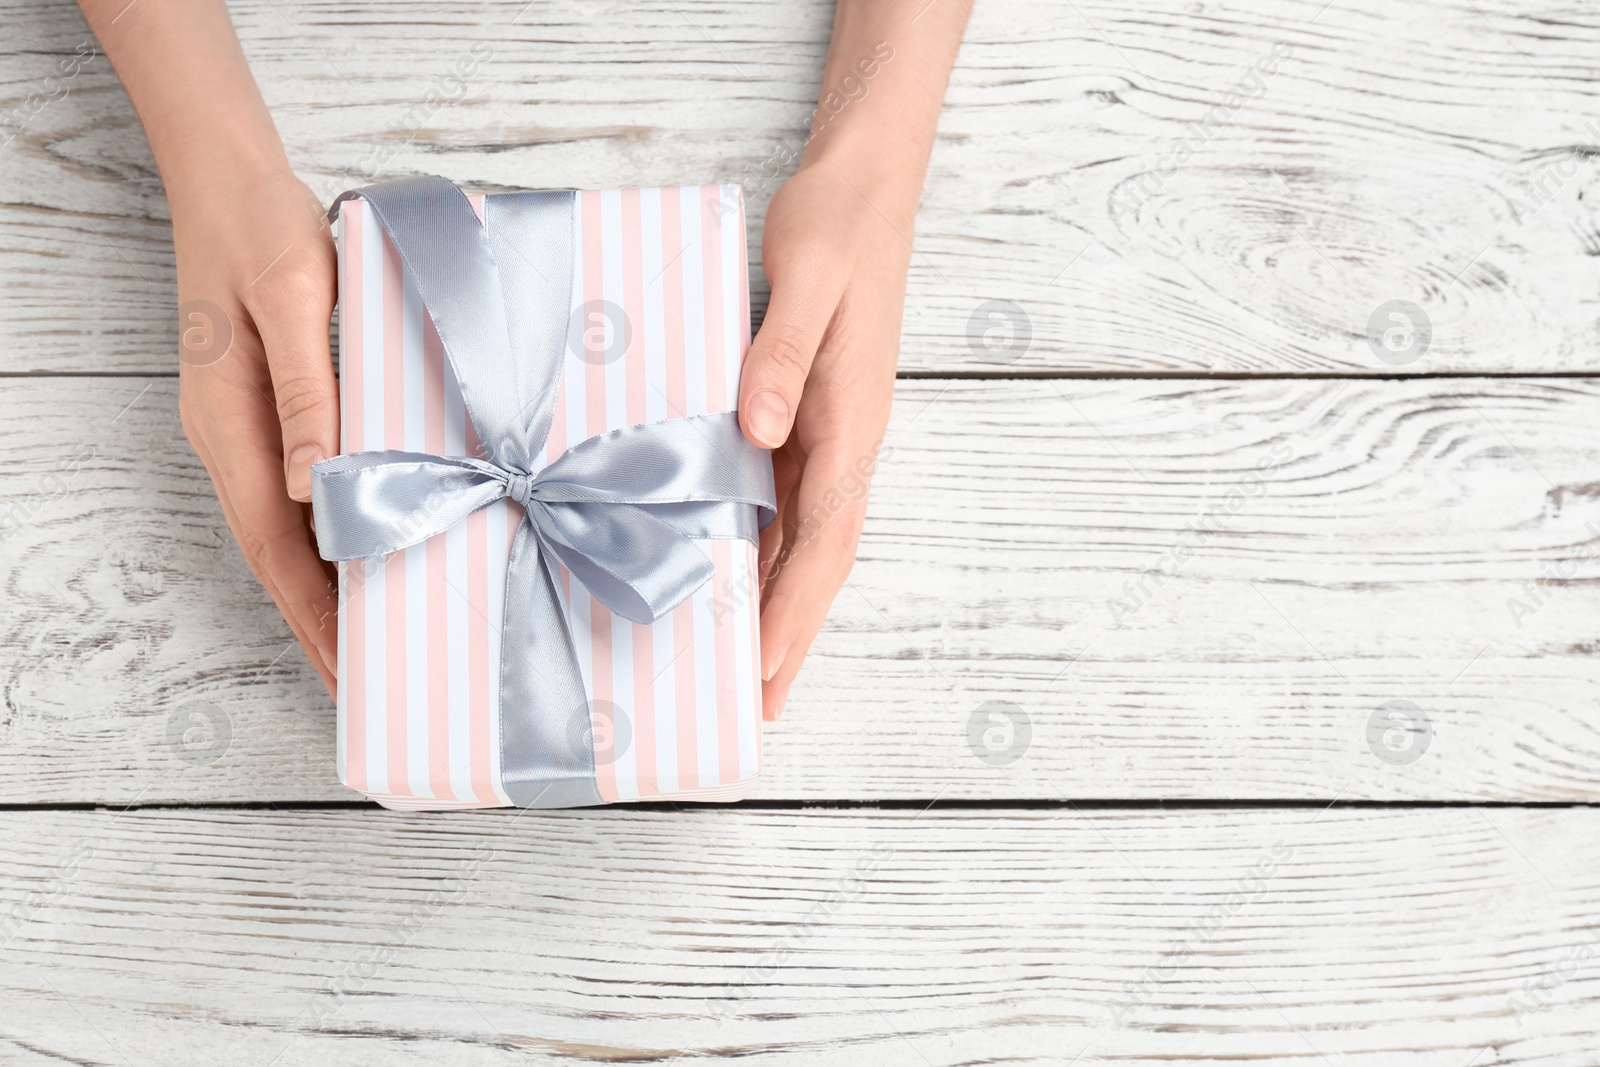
[[4, 376, 1596, 804], [5, 3, 1600, 1059], [3, 0, 1599, 374], [1, 805, 1596, 1066]]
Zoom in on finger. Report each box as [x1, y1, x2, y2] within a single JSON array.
[[739, 257, 846, 449], [760, 446, 803, 585], [190, 424, 337, 696], [248, 245, 339, 503], [224, 472, 339, 694], [191, 373, 340, 690], [761, 628, 816, 723], [757, 443, 872, 718], [758, 497, 785, 588]]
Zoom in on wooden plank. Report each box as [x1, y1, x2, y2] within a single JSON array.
[[0, 806, 1596, 1064], [3, 0, 1599, 374], [3, 376, 1597, 804]]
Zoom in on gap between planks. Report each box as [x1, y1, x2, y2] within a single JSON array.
[[0, 799, 1595, 813]]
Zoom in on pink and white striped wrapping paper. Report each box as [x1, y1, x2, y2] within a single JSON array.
[[333, 185, 763, 810]]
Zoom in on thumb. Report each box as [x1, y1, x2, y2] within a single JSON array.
[[255, 271, 339, 503], [740, 269, 843, 449]]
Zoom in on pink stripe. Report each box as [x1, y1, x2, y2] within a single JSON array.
[[619, 190, 655, 797], [660, 187, 699, 788], [382, 229, 410, 798], [423, 315, 454, 802], [712, 541, 739, 786], [700, 186, 727, 413], [341, 204, 367, 793], [621, 189, 647, 427], [698, 189, 740, 786], [747, 540, 762, 761], [591, 599, 617, 803], [632, 629, 657, 798], [465, 418, 494, 802], [581, 191, 619, 802], [660, 187, 687, 421], [672, 599, 698, 790], [503, 504, 522, 801]]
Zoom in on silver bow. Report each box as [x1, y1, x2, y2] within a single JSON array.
[[310, 176, 775, 808]]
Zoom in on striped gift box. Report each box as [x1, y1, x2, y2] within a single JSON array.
[[333, 185, 763, 810]]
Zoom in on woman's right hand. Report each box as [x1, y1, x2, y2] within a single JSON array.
[[172, 166, 341, 695]]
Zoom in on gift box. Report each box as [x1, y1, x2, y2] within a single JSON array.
[[316, 177, 772, 810]]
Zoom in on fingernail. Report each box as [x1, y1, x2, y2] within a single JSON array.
[[768, 693, 788, 721], [762, 640, 791, 682], [746, 390, 789, 448], [286, 443, 326, 502]]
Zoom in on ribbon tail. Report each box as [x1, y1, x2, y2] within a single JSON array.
[[535, 500, 717, 625], [497, 519, 604, 809]]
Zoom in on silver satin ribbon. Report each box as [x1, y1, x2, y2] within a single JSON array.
[[310, 176, 775, 808]]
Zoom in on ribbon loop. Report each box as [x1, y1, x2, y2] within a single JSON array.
[[312, 176, 774, 809]]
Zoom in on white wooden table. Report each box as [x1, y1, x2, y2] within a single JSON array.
[[3, 0, 1598, 1062]]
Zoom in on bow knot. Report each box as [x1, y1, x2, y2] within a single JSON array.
[[504, 470, 537, 510]]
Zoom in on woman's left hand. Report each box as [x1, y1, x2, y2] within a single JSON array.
[[738, 160, 915, 721]]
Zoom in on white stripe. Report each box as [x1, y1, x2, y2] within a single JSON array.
[[564, 201, 589, 447], [733, 544, 759, 780], [720, 184, 745, 402], [611, 614, 638, 801], [440, 328, 475, 803], [445, 518, 473, 802], [559, 200, 595, 798], [404, 539, 429, 797], [679, 188, 708, 419], [361, 209, 388, 795], [692, 576, 719, 786], [403, 267, 431, 797], [637, 187, 670, 800], [360, 210, 384, 450], [599, 189, 635, 801], [641, 187, 668, 426], [721, 189, 761, 781], [600, 188, 628, 434], [680, 189, 717, 785], [652, 609, 679, 795], [484, 499, 513, 806], [364, 565, 387, 795], [336, 566, 348, 783], [570, 584, 594, 751]]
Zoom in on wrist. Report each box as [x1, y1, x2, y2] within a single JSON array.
[[797, 141, 925, 231], [159, 128, 292, 211]]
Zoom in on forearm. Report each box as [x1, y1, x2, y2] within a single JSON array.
[[802, 0, 972, 220], [76, 0, 287, 205]]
